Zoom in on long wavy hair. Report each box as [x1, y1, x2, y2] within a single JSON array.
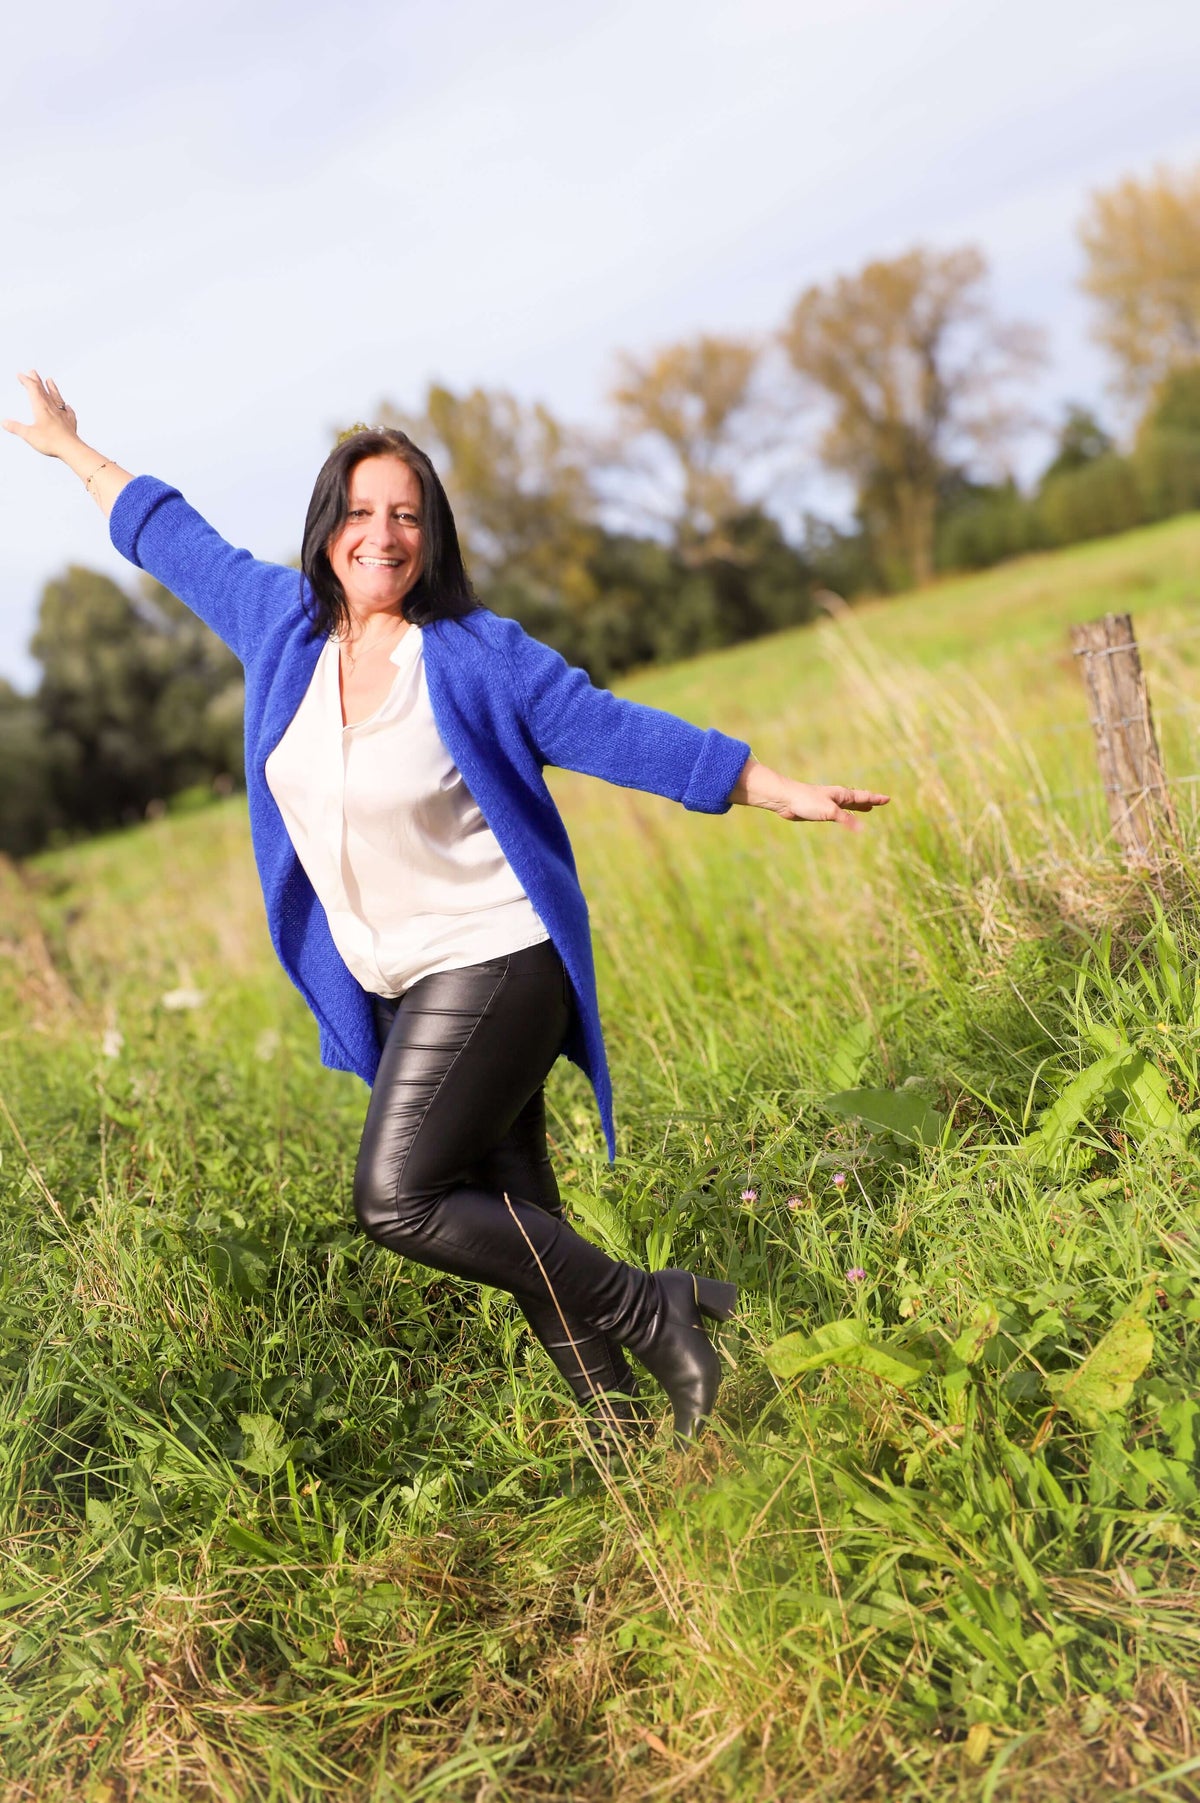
[[300, 427, 478, 636]]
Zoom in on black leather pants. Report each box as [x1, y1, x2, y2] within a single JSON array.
[[355, 940, 654, 1404]]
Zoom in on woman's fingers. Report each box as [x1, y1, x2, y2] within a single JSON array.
[[832, 788, 890, 812], [45, 376, 77, 429], [15, 371, 53, 421], [781, 784, 891, 827], [6, 371, 80, 456]]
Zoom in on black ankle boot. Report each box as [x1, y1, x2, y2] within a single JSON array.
[[630, 1268, 738, 1441]]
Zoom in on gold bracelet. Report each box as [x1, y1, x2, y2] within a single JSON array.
[[84, 459, 110, 496]]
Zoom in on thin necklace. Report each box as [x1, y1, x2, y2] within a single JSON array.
[[342, 619, 406, 672]]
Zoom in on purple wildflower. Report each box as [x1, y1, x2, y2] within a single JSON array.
[[846, 1266, 867, 1283], [832, 1172, 847, 1188], [786, 1196, 804, 1211], [740, 1187, 758, 1204]]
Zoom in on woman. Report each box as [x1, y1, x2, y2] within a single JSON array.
[[5, 370, 888, 1446]]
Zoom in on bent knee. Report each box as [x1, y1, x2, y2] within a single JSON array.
[[352, 1161, 442, 1244]]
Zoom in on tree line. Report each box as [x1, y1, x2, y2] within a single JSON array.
[[3, 160, 1200, 856]]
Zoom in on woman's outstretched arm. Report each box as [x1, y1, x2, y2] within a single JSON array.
[[2, 370, 132, 516], [509, 617, 890, 827]]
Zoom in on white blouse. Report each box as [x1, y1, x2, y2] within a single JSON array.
[[264, 627, 548, 997]]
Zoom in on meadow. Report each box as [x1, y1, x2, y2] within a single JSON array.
[[2, 515, 1200, 1801]]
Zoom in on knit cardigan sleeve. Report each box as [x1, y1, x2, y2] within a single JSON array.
[[505, 620, 751, 815], [109, 476, 304, 666]]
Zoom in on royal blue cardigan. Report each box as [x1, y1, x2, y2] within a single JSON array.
[[109, 477, 751, 1158]]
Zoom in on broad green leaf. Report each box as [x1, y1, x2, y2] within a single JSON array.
[[1045, 1313, 1154, 1428], [206, 1231, 271, 1300], [1082, 1024, 1181, 1141], [1114, 1053, 1179, 1140], [765, 1318, 930, 1388], [236, 1412, 290, 1477], [564, 1190, 637, 1263], [823, 1087, 944, 1147], [1024, 1049, 1134, 1165]]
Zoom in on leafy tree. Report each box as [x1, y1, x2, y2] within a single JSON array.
[[1038, 405, 1115, 488], [935, 478, 1035, 574], [1137, 364, 1200, 443], [33, 566, 166, 829], [30, 566, 242, 838], [1133, 365, 1200, 520], [1079, 161, 1200, 405], [376, 384, 599, 611], [140, 581, 245, 783], [605, 334, 766, 560], [1036, 455, 1144, 547], [0, 682, 57, 857], [781, 246, 1042, 589]]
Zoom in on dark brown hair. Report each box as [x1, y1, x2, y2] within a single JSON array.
[[300, 427, 478, 635]]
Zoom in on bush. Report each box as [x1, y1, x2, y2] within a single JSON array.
[[1034, 454, 1145, 546], [936, 484, 1038, 572]]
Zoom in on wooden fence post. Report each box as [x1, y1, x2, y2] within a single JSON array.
[[1069, 611, 1178, 866]]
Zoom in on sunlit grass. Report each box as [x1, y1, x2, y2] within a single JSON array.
[[2, 516, 1199, 1799]]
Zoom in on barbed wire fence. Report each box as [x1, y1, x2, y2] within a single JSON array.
[[845, 612, 1200, 886]]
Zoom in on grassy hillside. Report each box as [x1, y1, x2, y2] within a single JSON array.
[[2, 517, 1200, 1801]]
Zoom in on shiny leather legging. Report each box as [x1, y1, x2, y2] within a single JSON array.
[[354, 940, 655, 1402]]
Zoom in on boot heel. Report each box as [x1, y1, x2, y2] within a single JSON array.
[[693, 1276, 738, 1322]]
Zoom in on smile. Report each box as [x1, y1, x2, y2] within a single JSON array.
[[356, 557, 403, 568]]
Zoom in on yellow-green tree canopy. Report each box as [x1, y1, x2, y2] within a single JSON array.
[[607, 333, 765, 562], [781, 246, 1041, 589], [1079, 161, 1200, 406]]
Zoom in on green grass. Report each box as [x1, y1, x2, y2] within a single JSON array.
[[3, 517, 1200, 1800]]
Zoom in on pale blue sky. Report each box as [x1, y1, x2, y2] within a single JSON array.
[[3, 0, 1200, 686]]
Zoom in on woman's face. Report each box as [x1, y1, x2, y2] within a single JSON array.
[[328, 455, 424, 620]]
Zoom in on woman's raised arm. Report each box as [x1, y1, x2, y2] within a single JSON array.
[[3, 371, 132, 517], [4, 371, 303, 665]]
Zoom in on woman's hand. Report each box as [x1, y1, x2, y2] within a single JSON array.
[[730, 756, 889, 831], [3, 370, 81, 458], [4, 371, 131, 516]]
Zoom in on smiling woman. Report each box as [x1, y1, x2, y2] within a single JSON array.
[[3, 369, 888, 1456], [300, 426, 477, 640], [299, 435, 474, 724]]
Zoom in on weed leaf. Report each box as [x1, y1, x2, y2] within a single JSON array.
[[823, 1087, 944, 1147], [235, 1412, 290, 1477], [766, 1318, 931, 1388], [1023, 1049, 1133, 1166], [1078, 1024, 1181, 1143], [1045, 1312, 1154, 1428], [564, 1189, 637, 1262], [205, 1230, 272, 1300]]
